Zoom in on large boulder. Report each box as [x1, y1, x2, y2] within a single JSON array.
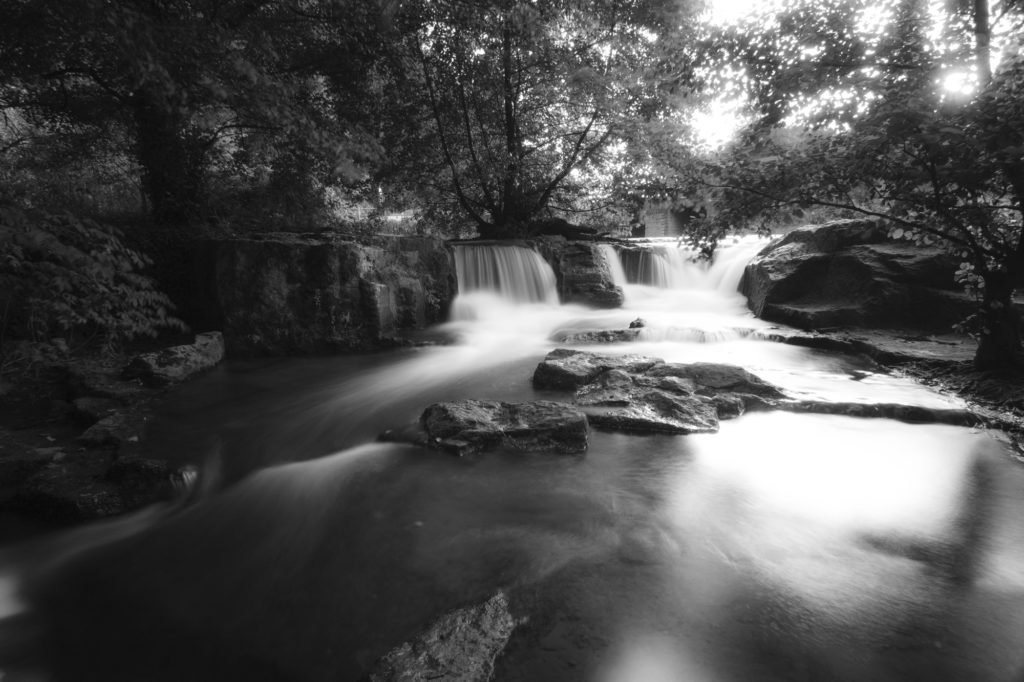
[[194, 234, 456, 355], [740, 218, 973, 331]]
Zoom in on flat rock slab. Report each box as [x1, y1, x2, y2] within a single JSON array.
[[532, 349, 663, 390], [123, 332, 225, 386], [395, 400, 589, 456], [367, 592, 518, 682], [539, 352, 791, 435]]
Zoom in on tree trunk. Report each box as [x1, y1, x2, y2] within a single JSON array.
[[974, 270, 1021, 370], [134, 89, 207, 226]]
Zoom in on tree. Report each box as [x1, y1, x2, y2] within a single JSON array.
[[659, 0, 1024, 369], [0, 0, 391, 227], [402, 0, 697, 238]]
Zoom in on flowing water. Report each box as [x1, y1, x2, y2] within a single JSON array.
[[1, 237, 1023, 682]]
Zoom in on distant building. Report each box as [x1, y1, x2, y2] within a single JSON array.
[[638, 200, 708, 238]]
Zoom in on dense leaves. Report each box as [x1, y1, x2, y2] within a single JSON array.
[[653, 0, 1024, 368], [0, 201, 185, 374]]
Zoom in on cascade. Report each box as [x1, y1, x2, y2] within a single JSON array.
[[597, 243, 629, 289], [453, 244, 559, 304]]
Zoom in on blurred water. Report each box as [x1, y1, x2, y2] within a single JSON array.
[[1, 236, 1022, 682]]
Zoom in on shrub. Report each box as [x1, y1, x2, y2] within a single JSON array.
[[0, 201, 186, 373]]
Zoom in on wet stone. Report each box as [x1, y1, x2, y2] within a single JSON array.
[[408, 400, 589, 456], [532, 348, 662, 391]]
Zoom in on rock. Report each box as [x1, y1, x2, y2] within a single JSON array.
[[629, 318, 646, 329], [66, 360, 148, 403], [532, 240, 624, 309], [366, 592, 518, 682], [72, 396, 121, 425], [573, 368, 719, 433], [549, 328, 641, 344], [740, 218, 975, 331], [646, 362, 787, 399], [122, 332, 225, 386], [777, 400, 981, 426], [0, 450, 56, 487], [78, 408, 148, 448], [415, 400, 589, 456], [532, 349, 662, 390], [194, 233, 456, 355], [530, 350, 790, 434], [11, 455, 178, 522]]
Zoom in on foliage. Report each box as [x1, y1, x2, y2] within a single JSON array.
[[0, 0, 393, 228], [0, 200, 186, 374], [390, 0, 698, 238], [652, 0, 1024, 368]]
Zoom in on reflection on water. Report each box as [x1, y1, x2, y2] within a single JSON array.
[[1, 237, 1023, 681]]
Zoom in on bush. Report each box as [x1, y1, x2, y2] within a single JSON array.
[[0, 201, 186, 373]]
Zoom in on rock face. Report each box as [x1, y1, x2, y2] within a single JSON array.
[[740, 218, 973, 330], [366, 592, 518, 682], [195, 234, 456, 355], [123, 332, 225, 386], [531, 238, 624, 308], [386, 400, 590, 456]]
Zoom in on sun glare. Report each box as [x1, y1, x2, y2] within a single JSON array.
[[690, 97, 750, 150]]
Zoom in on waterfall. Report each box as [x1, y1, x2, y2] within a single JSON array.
[[453, 244, 559, 304], [618, 237, 769, 293], [597, 244, 629, 288]]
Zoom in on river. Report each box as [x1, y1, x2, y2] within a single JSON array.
[[1, 238, 1022, 681]]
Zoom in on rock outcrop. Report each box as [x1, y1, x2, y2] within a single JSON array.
[[740, 218, 973, 331], [195, 233, 456, 355]]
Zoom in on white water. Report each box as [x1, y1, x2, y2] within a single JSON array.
[[1, 236, 1023, 682], [453, 243, 559, 309]]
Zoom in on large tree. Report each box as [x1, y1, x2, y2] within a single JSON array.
[[659, 0, 1024, 369], [403, 0, 697, 238], [0, 0, 391, 226]]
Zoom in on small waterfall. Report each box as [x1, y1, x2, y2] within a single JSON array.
[[453, 244, 559, 304], [617, 237, 769, 293], [597, 244, 629, 288]]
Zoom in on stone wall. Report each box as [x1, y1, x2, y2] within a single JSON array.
[[195, 233, 455, 355]]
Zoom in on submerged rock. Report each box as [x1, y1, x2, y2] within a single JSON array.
[[740, 218, 974, 331], [389, 400, 589, 456], [366, 592, 519, 682], [123, 332, 225, 386]]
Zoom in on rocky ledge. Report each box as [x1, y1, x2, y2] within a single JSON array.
[[0, 334, 222, 524]]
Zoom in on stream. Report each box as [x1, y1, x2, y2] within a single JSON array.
[[1, 237, 1023, 681]]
